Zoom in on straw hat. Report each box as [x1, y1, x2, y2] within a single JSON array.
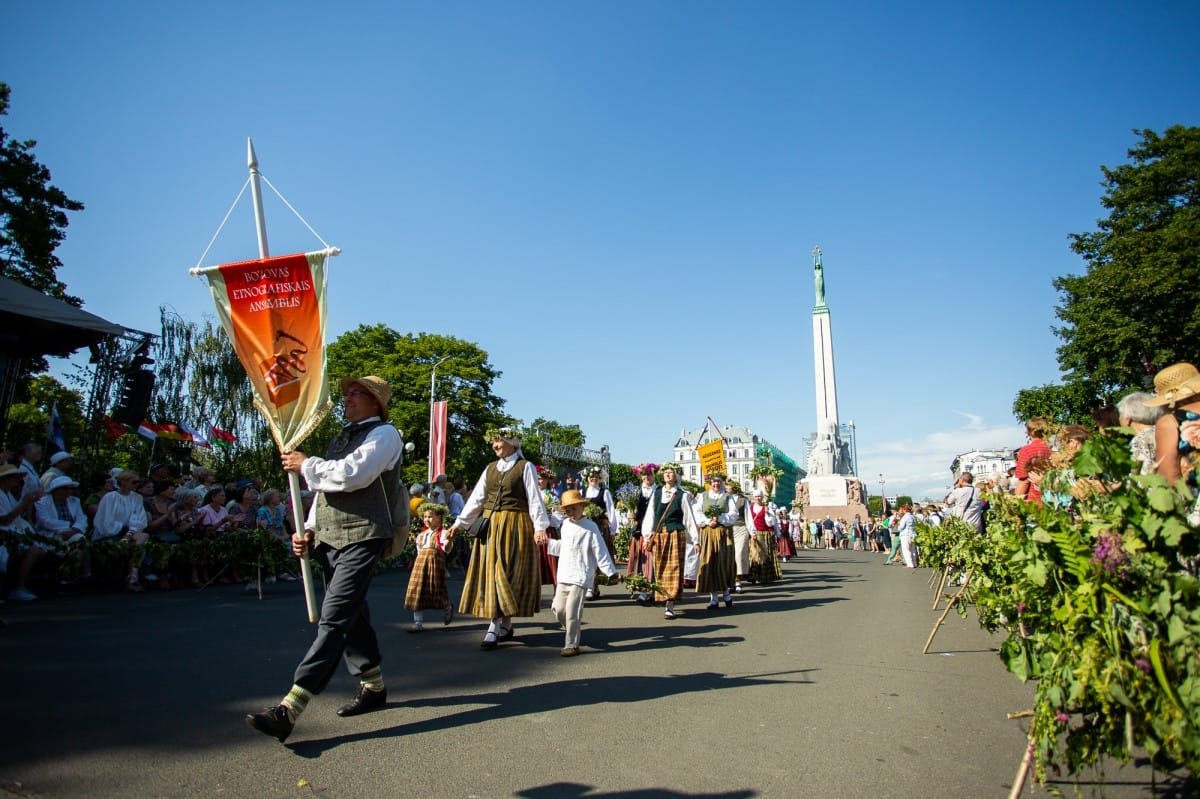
[[0, 464, 23, 479], [1145, 363, 1200, 407], [558, 489, 589, 509], [339, 375, 391, 415]]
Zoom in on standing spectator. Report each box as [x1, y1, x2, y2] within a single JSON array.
[[448, 478, 466, 518], [245, 375, 404, 742], [1147, 363, 1200, 525], [896, 505, 918, 569], [945, 472, 986, 532], [1118, 390, 1164, 476], [448, 426, 551, 650], [1014, 418, 1052, 505]]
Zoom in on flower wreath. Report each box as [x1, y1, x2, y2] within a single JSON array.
[[484, 425, 522, 443], [583, 465, 604, 479], [535, 465, 556, 481], [632, 462, 659, 476]]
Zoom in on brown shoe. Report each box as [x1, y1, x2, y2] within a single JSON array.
[[560, 647, 581, 657]]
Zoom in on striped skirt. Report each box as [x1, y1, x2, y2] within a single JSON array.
[[647, 529, 684, 601], [459, 509, 540, 619], [404, 548, 449, 611], [627, 534, 653, 580], [748, 532, 781, 584], [696, 525, 736, 594]]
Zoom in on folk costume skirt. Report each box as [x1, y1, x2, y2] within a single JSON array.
[[460, 509, 540, 619], [776, 532, 795, 560], [696, 524, 736, 594], [748, 532, 780, 584], [731, 523, 751, 575], [537, 526, 559, 586], [404, 548, 449, 611], [626, 533, 653, 581], [648, 529, 685, 601]]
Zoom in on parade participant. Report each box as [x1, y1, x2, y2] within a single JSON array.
[[726, 479, 751, 593], [746, 488, 781, 584], [535, 464, 560, 585], [642, 463, 699, 619], [246, 375, 404, 742], [693, 471, 738, 609], [580, 465, 617, 600], [627, 462, 658, 604], [404, 503, 454, 633], [449, 426, 551, 650], [776, 505, 795, 562], [546, 489, 619, 656], [788, 502, 805, 553]]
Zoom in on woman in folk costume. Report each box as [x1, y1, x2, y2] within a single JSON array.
[[581, 465, 617, 600], [776, 505, 795, 562], [535, 465, 560, 586], [641, 463, 699, 619], [788, 502, 805, 553], [746, 489, 782, 584], [626, 463, 659, 605], [692, 471, 739, 609], [726, 479, 751, 594], [449, 427, 552, 650], [404, 503, 454, 633]]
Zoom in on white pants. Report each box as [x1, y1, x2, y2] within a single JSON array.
[[900, 536, 917, 568], [732, 526, 750, 575], [551, 582, 587, 649]]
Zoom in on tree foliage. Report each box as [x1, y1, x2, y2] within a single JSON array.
[[1012, 382, 1101, 427], [1050, 126, 1200, 400], [0, 83, 83, 304], [325, 325, 510, 487]]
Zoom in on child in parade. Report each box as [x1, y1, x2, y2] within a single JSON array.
[[546, 489, 619, 656], [403, 503, 454, 633]]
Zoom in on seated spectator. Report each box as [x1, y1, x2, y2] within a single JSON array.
[[226, 484, 260, 530], [34, 475, 88, 581], [39, 451, 75, 492], [0, 463, 46, 601], [93, 470, 151, 592]]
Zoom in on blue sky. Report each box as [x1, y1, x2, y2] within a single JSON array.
[[5, 1, 1198, 499]]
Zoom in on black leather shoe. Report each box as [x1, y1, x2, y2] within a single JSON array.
[[245, 705, 294, 742], [496, 624, 514, 641], [724, 597, 734, 608], [336, 685, 387, 717]]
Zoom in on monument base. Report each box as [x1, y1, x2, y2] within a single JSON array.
[[795, 475, 870, 524]]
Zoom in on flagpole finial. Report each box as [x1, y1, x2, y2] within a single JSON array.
[[247, 138, 258, 170]]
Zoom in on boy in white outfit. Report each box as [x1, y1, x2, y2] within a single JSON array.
[[547, 489, 619, 657]]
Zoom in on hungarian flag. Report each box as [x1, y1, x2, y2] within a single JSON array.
[[429, 400, 448, 482], [181, 422, 211, 448], [211, 426, 237, 449], [193, 251, 333, 452]]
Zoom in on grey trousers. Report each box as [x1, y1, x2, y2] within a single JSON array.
[[551, 582, 588, 649], [293, 537, 385, 694]]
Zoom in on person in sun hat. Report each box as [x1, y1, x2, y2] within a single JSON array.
[[39, 450, 75, 492], [545, 489, 619, 656], [0, 463, 44, 601], [692, 470, 739, 610], [1147, 363, 1200, 525], [246, 375, 404, 743], [448, 426, 552, 650]]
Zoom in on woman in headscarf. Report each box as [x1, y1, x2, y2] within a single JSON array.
[[449, 427, 552, 649]]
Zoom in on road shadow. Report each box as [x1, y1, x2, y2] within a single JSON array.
[[516, 784, 757, 799]]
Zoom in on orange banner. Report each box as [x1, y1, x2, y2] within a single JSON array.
[[696, 438, 727, 480], [199, 251, 332, 451]]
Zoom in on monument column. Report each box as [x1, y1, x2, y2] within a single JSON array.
[[811, 246, 840, 437]]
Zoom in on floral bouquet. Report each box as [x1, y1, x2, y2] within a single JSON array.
[[582, 503, 604, 521], [632, 462, 659, 477], [622, 573, 664, 597], [614, 482, 641, 514], [702, 504, 725, 523]]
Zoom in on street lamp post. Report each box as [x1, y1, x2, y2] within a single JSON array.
[[879, 473, 886, 513], [429, 355, 451, 483]]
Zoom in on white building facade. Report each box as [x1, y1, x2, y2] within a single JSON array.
[[950, 448, 1016, 482]]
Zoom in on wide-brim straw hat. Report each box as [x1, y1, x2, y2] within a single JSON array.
[[0, 464, 23, 479], [339, 375, 391, 415], [1146, 362, 1200, 407], [559, 489, 589, 509]]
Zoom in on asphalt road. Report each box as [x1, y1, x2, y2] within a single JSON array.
[[0, 549, 1193, 799]]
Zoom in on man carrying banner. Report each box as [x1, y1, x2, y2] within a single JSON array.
[[246, 375, 404, 742]]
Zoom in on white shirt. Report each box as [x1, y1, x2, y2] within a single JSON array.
[[583, 485, 618, 535], [301, 417, 404, 530], [35, 494, 87, 536], [0, 489, 34, 535], [547, 516, 618, 588], [455, 452, 550, 532], [693, 490, 740, 527], [94, 490, 149, 539]]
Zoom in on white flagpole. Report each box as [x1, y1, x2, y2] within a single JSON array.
[[248, 138, 320, 623]]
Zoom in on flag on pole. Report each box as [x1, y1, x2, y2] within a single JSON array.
[[46, 402, 66, 452], [101, 415, 128, 441], [210, 426, 238, 449], [429, 400, 448, 482], [193, 251, 333, 451], [138, 421, 161, 440], [881, 492, 889, 516], [180, 422, 211, 448]]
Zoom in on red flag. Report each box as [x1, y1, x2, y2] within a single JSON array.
[[101, 415, 128, 441], [211, 426, 238, 448], [429, 400, 448, 482]]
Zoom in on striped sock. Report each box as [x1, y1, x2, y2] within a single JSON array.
[[281, 685, 313, 720], [359, 666, 384, 692]]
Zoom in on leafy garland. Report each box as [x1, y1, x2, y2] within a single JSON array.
[[919, 432, 1200, 780]]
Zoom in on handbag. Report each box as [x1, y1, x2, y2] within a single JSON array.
[[467, 515, 490, 543]]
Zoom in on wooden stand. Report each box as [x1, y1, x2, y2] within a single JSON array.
[[922, 568, 974, 654]]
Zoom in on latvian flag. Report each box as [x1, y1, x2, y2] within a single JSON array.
[[211, 426, 238, 449]]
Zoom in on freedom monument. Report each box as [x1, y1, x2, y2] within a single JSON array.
[[796, 247, 869, 523]]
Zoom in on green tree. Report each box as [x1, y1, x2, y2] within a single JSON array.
[[325, 325, 509, 487], [1047, 126, 1200, 403], [4, 375, 84, 456], [1011, 382, 1099, 426], [521, 417, 585, 461], [0, 83, 83, 303]]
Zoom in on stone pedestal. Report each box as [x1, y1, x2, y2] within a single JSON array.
[[795, 475, 870, 524]]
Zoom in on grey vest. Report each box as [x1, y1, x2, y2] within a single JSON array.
[[313, 420, 400, 549]]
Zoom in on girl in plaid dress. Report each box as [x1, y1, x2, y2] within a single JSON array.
[[404, 503, 454, 632]]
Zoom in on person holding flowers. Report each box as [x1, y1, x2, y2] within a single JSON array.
[[626, 462, 658, 604], [581, 465, 617, 600], [449, 426, 552, 650], [404, 502, 454, 633], [641, 463, 699, 619], [693, 471, 739, 609]]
